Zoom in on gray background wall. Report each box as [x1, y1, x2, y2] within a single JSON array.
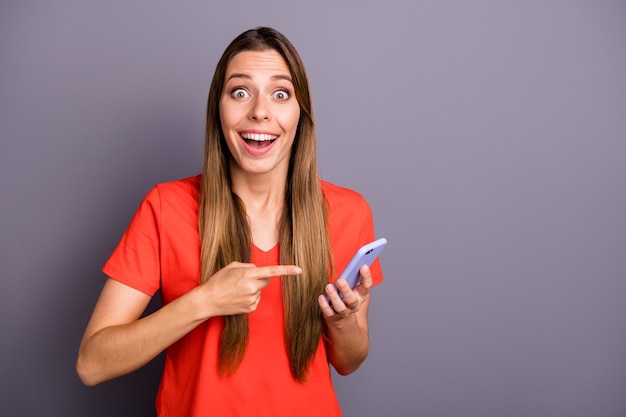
[[2, 1, 625, 416]]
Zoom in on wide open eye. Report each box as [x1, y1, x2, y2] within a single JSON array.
[[273, 89, 290, 100], [231, 88, 250, 99]]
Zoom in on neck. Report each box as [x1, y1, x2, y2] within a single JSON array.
[[229, 162, 288, 251], [229, 161, 288, 210]]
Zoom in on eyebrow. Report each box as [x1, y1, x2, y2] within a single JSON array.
[[225, 73, 293, 83]]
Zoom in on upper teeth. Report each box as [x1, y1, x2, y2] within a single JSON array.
[[241, 133, 277, 141]]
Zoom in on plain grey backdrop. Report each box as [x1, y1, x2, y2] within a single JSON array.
[[2, 1, 625, 416]]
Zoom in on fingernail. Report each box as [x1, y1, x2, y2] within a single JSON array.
[[294, 267, 302, 274]]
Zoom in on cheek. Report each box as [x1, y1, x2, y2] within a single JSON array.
[[218, 101, 226, 129], [283, 106, 301, 131], [219, 106, 236, 133]]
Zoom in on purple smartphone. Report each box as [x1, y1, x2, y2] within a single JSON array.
[[331, 238, 387, 299]]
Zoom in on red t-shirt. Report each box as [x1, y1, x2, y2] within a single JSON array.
[[102, 176, 384, 417]]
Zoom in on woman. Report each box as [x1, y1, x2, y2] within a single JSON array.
[[76, 27, 384, 416]]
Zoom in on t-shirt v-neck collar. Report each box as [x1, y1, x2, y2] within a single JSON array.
[[251, 243, 280, 264]]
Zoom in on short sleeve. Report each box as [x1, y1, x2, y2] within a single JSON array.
[[322, 181, 384, 287], [102, 187, 162, 296]]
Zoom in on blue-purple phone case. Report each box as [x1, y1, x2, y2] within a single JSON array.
[[331, 238, 387, 299]]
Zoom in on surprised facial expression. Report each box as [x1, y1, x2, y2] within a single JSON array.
[[219, 50, 301, 179]]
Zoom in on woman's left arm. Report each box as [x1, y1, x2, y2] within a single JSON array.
[[318, 264, 374, 375]]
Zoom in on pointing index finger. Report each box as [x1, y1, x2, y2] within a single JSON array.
[[253, 265, 302, 279]]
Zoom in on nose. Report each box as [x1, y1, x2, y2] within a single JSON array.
[[248, 96, 271, 121]]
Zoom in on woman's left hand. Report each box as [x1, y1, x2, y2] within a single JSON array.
[[318, 264, 372, 324], [318, 264, 373, 374]]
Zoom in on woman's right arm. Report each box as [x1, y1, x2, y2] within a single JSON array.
[[76, 263, 301, 386], [76, 278, 210, 386]]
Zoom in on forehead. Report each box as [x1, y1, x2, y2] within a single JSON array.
[[225, 50, 291, 79]]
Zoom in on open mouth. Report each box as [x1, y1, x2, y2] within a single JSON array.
[[240, 132, 278, 149]]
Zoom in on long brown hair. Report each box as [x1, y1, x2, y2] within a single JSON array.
[[199, 27, 332, 381]]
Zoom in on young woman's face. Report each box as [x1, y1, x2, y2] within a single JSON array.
[[220, 49, 300, 178]]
